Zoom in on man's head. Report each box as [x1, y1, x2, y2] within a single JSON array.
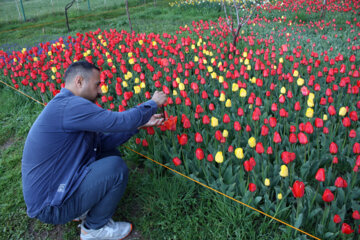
[[64, 61, 101, 103]]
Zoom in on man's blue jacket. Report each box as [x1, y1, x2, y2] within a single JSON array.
[[22, 88, 157, 217]]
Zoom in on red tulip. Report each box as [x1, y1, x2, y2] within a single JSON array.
[[352, 210, 360, 220], [333, 214, 342, 223], [202, 115, 210, 124], [172, 157, 182, 166], [249, 183, 256, 192], [142, 139, 148, 147], [349, 111, 358, 121], [269, 117, 277, 128], [162, 116, 177, 131], [349, 130, 357, 138], [207, 154, 213, 162], [255, 142, 264, 154], [329, 142, 338, 154], [195, 148, 204, 160], [246, 125, 252, 132], [333, 156, 339, 164], [261, 125, 269, 136], [341, 223, 354, 234], [315, 168, 325, 182], [294, 101, 301, 111], [291, 181, 305, 198], [314, 118, 323, 128], [334, 176, 348, 188], [304, 122, 314, 134], [177, 134, 188, 145], [342, 117, 351, 127], [223, 114, 230, 123], [195, 132, 203, 143], [323, 127, 329, 134], [273, 131, 282, 143], [234, 121, 241, 131], [328, 105, 336, 115], [353, 142, 360, 154], [244, 160, 255, 172], [322, 189, 334, 202]]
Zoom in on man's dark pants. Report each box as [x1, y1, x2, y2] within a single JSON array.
[[36, 149, 129, 229]]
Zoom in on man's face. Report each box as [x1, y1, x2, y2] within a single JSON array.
[[80, 69, 102, 103]]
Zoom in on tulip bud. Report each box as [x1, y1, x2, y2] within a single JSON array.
[[234, 148, 244, 159], [277, 193, 283, 200], [215, 151, 224, 163], [264, 178, 270, 186], [248, 137, 256, 148], [280, 165, 288, 177]]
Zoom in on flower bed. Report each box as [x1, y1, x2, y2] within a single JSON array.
[[0, 2, 359, 238]]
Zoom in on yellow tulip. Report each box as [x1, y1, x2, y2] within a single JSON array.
[[225, 99, 231, 107], [279, 165, 288, 177], [215, 151, 224, 164], [247, 65, 251, 71], [234, 148, 244, 159], [207, 66, 213, 73], [248, 137, 256, 148], [222, 130, 229, 138], [179, 83, 185, 91], [309, 93, 315, 100], [138, 40, 143, 45], [244, 59, 249, 65], [264, 178, 270, 187], [51, 67, 57, 73], [239, 88, 247, 98], [211, 72, 217, 79], [134, 77, 140, 84], [219, 76, 224, 83], [176, 77, 181, 83], [173, 90, 177, 96], [323, 114, 328, 121], [307, 99, 314, 107], [232, 83, 239, 92], [279, 57, 283, 63], [140, 82, 146, 88], [250, 77, 256, 84], [297, 77, 304, 86], [305, 107, 314, 118], [243, 52, 248, 58], [101, 84, 108, 93], [134, 86, 141, 94], [277, 193, 283, 200], [293, 70, 299, 77], [280, 87, 286, 94], [219, 93, 225, 102], [211, 117, 218, 127], [339, 107, 347, 116], [122, 81, 128, 87]]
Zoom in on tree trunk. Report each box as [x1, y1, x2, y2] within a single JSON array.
[[125, 0, 133, 32]]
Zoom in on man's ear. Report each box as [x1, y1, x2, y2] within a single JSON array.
[[74, 75, 84, 89]]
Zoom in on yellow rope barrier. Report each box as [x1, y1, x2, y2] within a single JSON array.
[[0, 80, 321, 240]]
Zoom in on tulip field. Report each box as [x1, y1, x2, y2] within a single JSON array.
[[1, 0, 360, 239]]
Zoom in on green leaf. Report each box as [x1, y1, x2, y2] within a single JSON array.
[[294, 213, 303, 229]]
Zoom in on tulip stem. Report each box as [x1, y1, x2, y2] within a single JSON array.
[[309, 184, 319, 213]]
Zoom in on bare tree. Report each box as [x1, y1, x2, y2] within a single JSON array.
[[125, 0, 133, 32], [222, 0, 262, 47], [320, 0, 327, 18]]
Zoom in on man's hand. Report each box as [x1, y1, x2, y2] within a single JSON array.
[[151, 91, 167, 108], [138, 114, 164, 129]]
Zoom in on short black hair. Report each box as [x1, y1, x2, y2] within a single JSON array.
[[64, 61, 100, 83]]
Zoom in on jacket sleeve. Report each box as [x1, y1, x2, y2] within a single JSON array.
[[62, 97, 158, 132]]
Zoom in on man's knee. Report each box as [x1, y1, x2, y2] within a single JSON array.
[[97, 156, 128, 182]]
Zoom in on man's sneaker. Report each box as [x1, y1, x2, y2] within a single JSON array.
[[80, 219, 132, 240]]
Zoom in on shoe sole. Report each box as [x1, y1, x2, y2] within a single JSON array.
[[80, 223, 133, 240]]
